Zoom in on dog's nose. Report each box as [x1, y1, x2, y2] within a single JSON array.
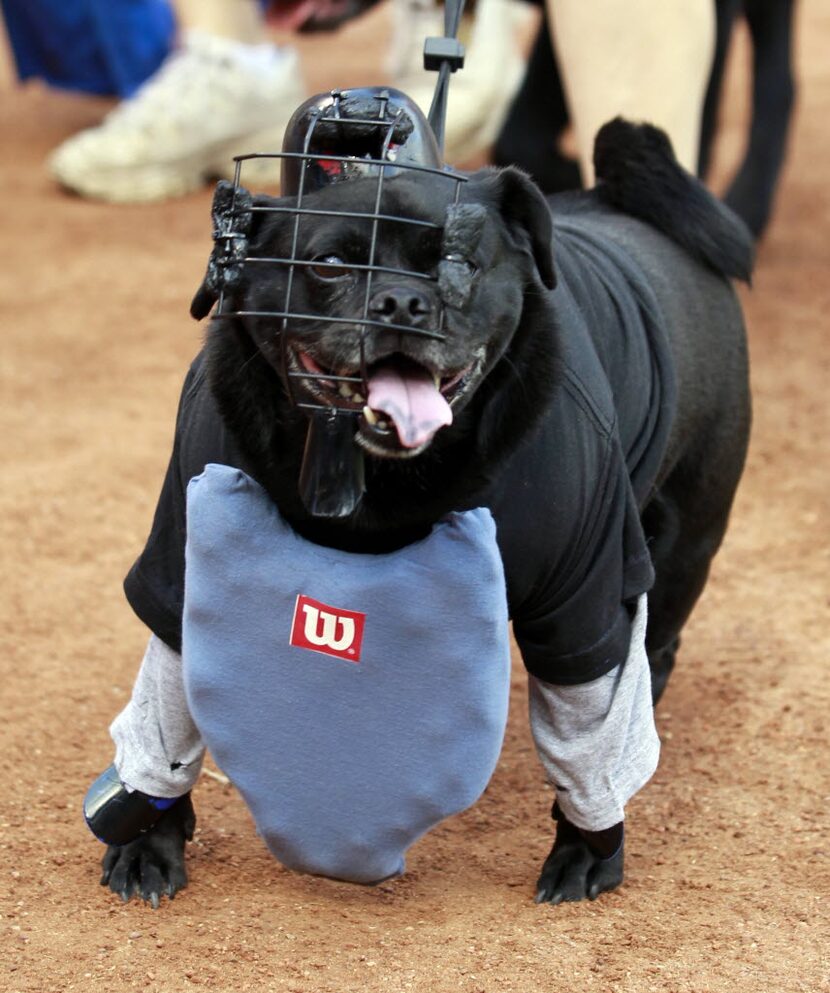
[[368, 286, 434, 327]]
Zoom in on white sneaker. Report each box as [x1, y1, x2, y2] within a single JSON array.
[[48, 30, 305, 202], [389, 0, 527, 165]]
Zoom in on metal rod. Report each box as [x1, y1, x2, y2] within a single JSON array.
[[237, 257, 439, 282], [287, 371, 363, 383], [233, 150, 468, 182], [246, 205, 443, 230], [213, 309, 447, 341], [279, 111, 320, 404]]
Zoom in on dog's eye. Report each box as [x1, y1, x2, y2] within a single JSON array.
[[309, 254, 353, 281]]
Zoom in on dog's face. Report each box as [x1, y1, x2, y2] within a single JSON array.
[[205, 167, 555, 461]]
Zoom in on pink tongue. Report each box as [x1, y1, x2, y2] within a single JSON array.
[[366, 364, 453, 449]]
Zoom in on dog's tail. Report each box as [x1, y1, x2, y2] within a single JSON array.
[[593, 118, 754, 284]]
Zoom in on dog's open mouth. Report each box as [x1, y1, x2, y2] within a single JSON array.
[[289, 347, 485, 458]]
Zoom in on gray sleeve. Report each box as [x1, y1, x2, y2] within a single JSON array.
[[110, 635, 205, 797], [528, 593, 660, 832]]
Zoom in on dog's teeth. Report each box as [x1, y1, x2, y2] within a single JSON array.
[[338, 383, 352, 399], [362, 405, 378, 426], [433, 373, 441, 388], [352, 392, 365, 404]]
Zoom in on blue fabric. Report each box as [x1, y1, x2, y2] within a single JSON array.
[[1, 0, 175, 96], [182, 464, 511, 884]]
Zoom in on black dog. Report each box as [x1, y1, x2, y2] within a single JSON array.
[[98, 119, 752, 906]]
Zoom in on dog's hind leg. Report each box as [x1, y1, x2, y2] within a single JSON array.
[[642, 410, 749, 706], [641, 488, 721, 705]]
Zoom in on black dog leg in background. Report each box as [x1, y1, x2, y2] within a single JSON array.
[[723, 0, 796, 237], [492, 9, 581, 194]]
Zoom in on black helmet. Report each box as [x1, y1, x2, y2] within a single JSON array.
[[278, 86, 444, 195]]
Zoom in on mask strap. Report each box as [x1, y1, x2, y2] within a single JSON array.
[[299, 409, 366, 518]]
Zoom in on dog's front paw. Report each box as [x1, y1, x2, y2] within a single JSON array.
[[534, 810, 624, 905], [100, 794, 195, 908]]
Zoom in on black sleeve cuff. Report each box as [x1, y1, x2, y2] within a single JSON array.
[[514, 603, 631, 685], [123, 562, 183, 654]]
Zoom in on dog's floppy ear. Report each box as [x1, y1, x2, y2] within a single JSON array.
[[471, 166, 556, 290], [190, 180, 255, 320]]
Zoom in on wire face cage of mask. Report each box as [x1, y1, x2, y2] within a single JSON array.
[[210, 88, 469, 419]]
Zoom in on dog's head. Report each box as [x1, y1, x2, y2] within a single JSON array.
[[193, 166, 555, 463]]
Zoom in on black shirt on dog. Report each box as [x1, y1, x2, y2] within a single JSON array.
[[124, 214, 675, 685]]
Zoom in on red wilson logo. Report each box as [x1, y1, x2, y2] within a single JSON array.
[[289, 594, 366, 663]]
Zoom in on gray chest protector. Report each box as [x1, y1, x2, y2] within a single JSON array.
[[182, 464, 511, 884]]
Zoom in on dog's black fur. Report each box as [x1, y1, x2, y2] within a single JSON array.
[[100, 120, 752, 907]]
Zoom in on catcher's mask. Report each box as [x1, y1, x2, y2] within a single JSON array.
[[196, 86, 478, 517]]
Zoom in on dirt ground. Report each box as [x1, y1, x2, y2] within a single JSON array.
[[1, 4, 828, 992]]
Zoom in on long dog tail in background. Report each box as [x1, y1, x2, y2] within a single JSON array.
[[593, 118, 755, 284]]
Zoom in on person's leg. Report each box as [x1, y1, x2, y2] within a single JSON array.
[[389, 0, 529, 165], [0, 5, 15, 89], [48, 0, 304, 202], [173, 0, 267, 43], [1, 0, 175, 96], [547, 0, 715, 183]]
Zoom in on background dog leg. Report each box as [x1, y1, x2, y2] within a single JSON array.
[[723, 0, 797, 236], [492, 9, 582, 193]]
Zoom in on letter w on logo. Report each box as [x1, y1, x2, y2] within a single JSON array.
[[289, 594, 366, 662], [302, 604, 355, 651]]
